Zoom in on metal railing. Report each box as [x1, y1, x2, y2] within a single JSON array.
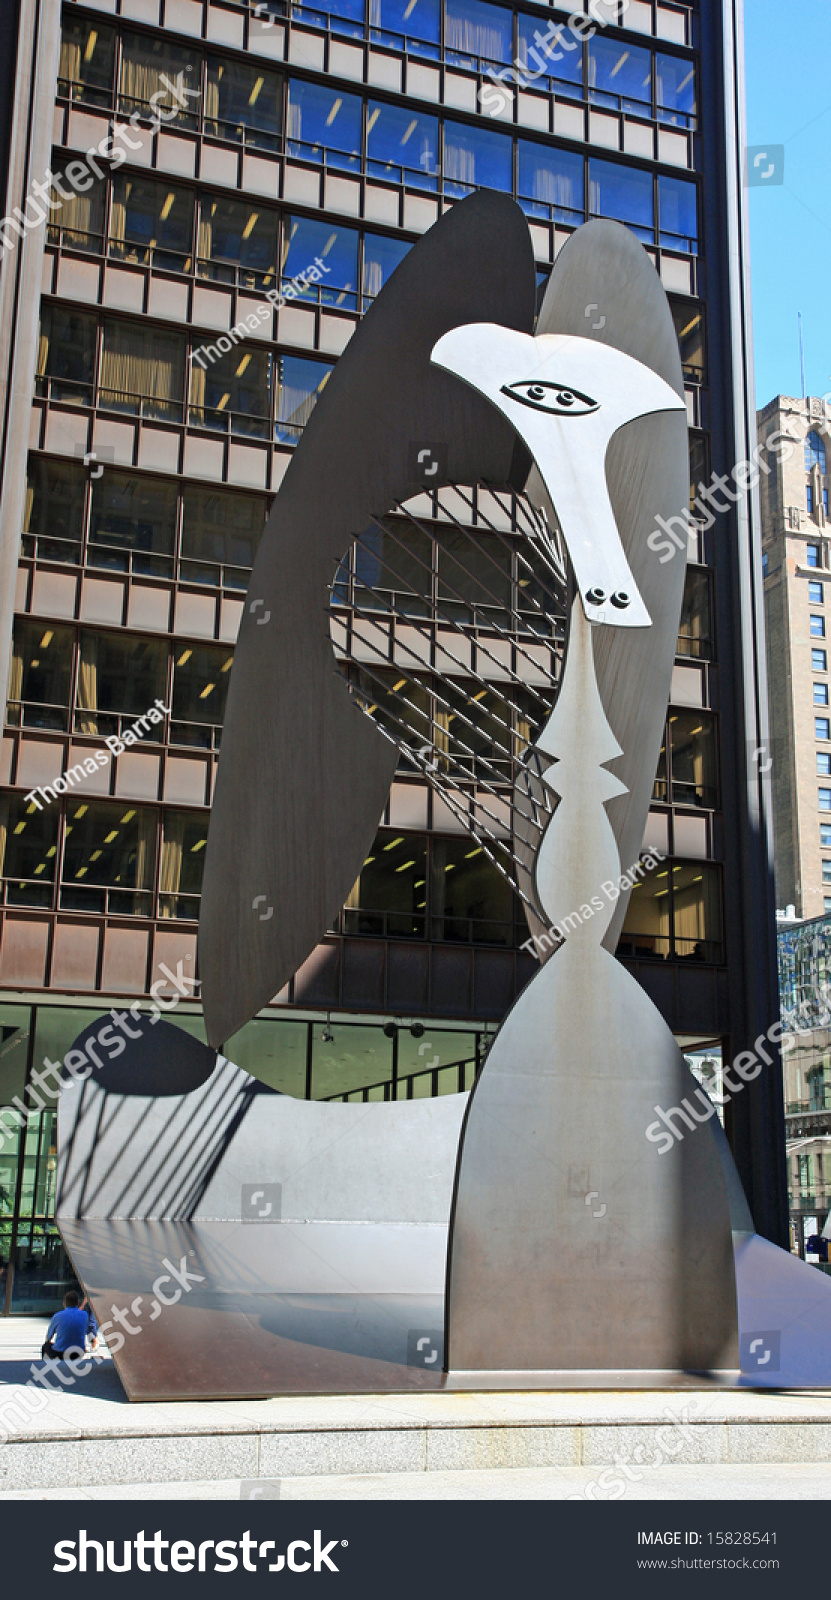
[[321, 1051, 481, 1102]]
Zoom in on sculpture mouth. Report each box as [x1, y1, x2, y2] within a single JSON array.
[[500, 381, 599, 417]]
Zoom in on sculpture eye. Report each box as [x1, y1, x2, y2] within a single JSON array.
[[500, 381, 599, 416]]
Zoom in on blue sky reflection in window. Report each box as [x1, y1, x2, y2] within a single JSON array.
[[286, 80, 362, 170]]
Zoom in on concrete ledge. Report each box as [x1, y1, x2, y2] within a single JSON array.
[[2, 1397, 831, 1492]]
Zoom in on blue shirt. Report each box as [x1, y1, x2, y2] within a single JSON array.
[[45, 1307, 92, 1352]]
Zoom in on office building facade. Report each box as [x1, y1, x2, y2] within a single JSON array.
[[777, 909, 831, 1256], [0, 0, 785, 1311], [759, 392, 831, 922]]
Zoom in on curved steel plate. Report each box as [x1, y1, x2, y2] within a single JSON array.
[[198, 192, 536, 1048]]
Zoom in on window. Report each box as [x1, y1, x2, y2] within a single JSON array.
[[89, 468, 177, 576], [100, 319, 185, 422], [181, 487, 267, 585], [810, 580, 825, 604], [58, 17, 115, 105], [362, 232, 412, 304], [444, 121, 512, 198], [822, 824, 831, 847], [825, 489, 829, 515], [445, 0, 513, 71], [805, 430, 827, 472], [430, 835, 515, 943], [818, 753, 831, 777], [110, 176, 193, 272], [171, 644, 233, 746], [119, 33, 197, 127], [589, 158, 653, 243], [274, 356, 333, 444], [658, 173, 698, 253], [817, 718, 831, 741], [197, 196, 278, 290], [346, 667, 432, 761], [670, 302, 705, 384], [820, 789, 831, 810], [811, 614, 826, 637], [664, 710, 719, 808], [517, 140, 583, 223], [205, 58, 282, 149], [8, 622, 73, 731], [23, 458, 86, 561], [370, 0, 440, 57], [294, 0, 365, 38], [436, 528, 511, 616], [353, 519, 434, 615], [0, 795, 59, 909], [189, 343, 271, 438], [813, 648, 827, 671], [346, 830, 428, 937], [656, 52, 696, 126], [61, 801, 156, 916], [159, 811, 209, 919], [366, 100, 438, 189], [517, 13, 583, 93], [588, 37, 652, 114], [35, 307, 96, 402], [618, 859, 723, 962], [761, 551, 768, 578], [47, 161, 105, 251], [808, 484, 815, 515], [287, 81, 362, 172], [439, 681, 512, 782], [282, 215, 359, 310], [807, 543, 821, 568], [816, 684, 829, 705], [75, 632, 167, 736], [824, 862, 831, 884]]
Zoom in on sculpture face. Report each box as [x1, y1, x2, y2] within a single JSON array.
[[431, 326, 687, 629]]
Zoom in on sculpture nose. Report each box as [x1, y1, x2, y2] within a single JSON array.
[[583, 587, 631, 610]]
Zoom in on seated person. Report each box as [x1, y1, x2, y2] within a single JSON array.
[[41, 1289, 93, 1362]]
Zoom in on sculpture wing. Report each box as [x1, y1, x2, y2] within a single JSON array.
[[199, 192, 536, 1047]]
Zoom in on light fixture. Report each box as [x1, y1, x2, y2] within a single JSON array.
[[383, 1021, 398, 1039], [383, 836, 404, 851], [199, 683, 216, 699], [39, 630, 53, 648], [410, 1023, 424, 1039], [104, 830, 118, 844], [321, 1012, 334, 1044], [120, 810, 135, 824], [75, 804, 87, 818]]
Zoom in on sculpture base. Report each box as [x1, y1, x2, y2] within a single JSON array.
[[60, 1217, 831, 1400]]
